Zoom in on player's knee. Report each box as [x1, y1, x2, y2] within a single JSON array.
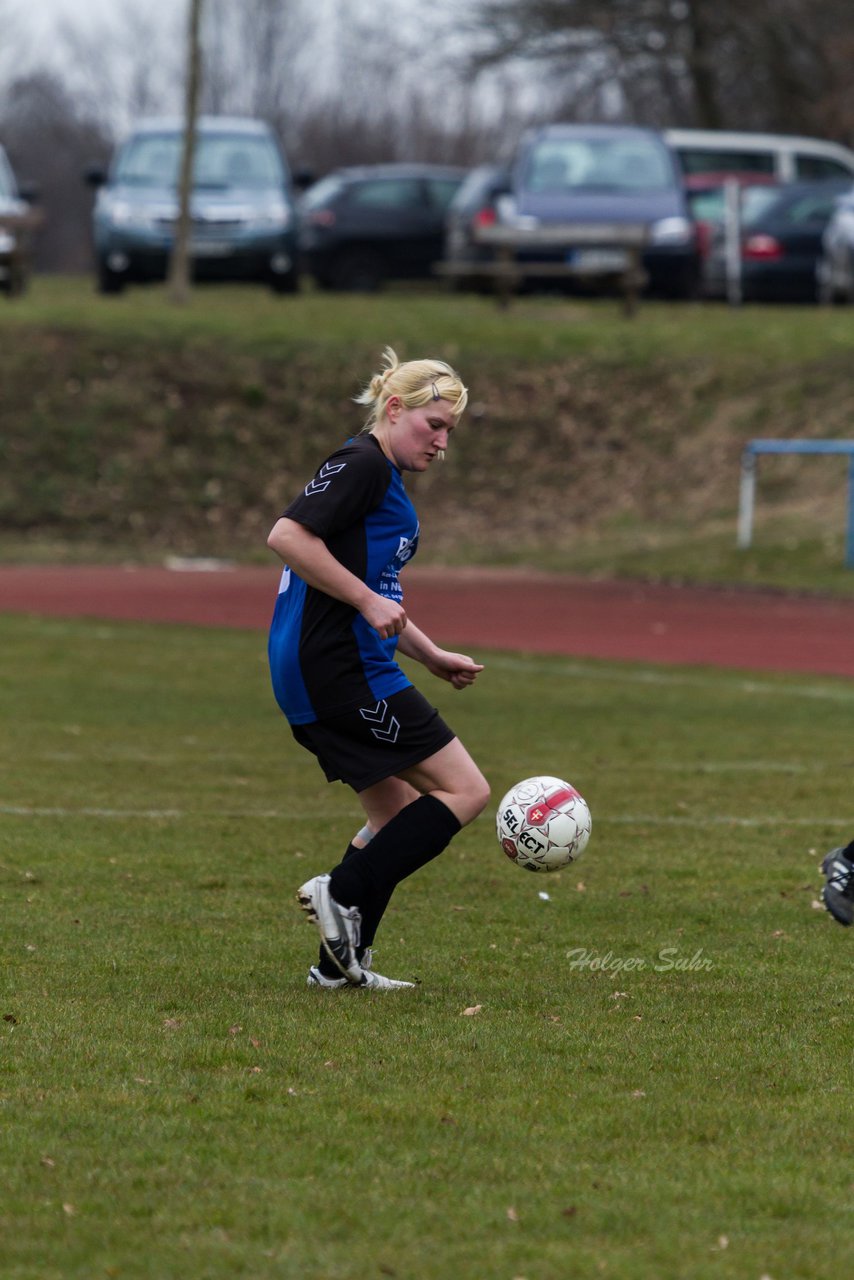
[[464, 774, 491, 824]]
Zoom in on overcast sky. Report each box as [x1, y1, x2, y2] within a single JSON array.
[[3, 0, 540, 141]]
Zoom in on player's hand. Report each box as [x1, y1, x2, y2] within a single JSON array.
[[427, 650, 484, 689], [361, 594, 407, 640]]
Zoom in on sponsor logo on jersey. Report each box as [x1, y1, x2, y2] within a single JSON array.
[[393, 523, 420, 568]]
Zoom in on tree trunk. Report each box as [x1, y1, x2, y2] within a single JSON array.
[[682, 0, 723, 129], [168, 0, 204, 305]]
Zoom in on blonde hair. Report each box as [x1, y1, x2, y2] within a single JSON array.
[[354, 346, 468, 431]]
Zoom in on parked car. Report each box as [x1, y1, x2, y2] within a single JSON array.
[[817, 185, 854, 303], [446, 124, 700, 297], [86, 116, 300, 293], [665, 128, 854, 183], [298, 164, 466, 291], [683, 171, 780, 261], [704, 179, 852, 302], [0, 143, 38, 296]]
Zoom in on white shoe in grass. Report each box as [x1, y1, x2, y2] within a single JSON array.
[[296, 874, 362, 983]]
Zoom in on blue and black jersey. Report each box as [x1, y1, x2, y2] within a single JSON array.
[[268, 434, 420, 725]]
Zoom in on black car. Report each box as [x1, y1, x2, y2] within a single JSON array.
[[298, 164, 466, 291], [705, 179, 851, 302]]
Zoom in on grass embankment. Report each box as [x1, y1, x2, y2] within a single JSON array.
[[2, 613, 852, 1278], [2, 276, 854, 592]]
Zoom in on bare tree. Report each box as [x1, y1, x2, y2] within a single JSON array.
[[0, 71, 110, 272], [169, 0, 204, 304], [467, 0, 854, 138], [52, 0, 183, 140]]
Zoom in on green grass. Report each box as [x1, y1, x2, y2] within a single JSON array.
[[2, 612, 852, 1279], [2, 276, 854, 594], [3, 274, 852, 366]]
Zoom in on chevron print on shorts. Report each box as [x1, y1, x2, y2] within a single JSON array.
[[359, 700, 401, 743]]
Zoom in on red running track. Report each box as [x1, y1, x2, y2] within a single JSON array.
[[1, 563, 853, 679]]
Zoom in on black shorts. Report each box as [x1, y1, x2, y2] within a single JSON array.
[[291, 686, 456, 793]]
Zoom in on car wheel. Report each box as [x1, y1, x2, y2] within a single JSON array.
[[3, 264, 27, 298], [330, 248, 385, 292], [270, 269, 300, 294], [97, 260, 126, 295]]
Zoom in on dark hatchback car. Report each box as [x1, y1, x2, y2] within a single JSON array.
[[87, 116, 301, 293], [443, 163, 512, 288], [705, 179, 851, 302], [298, 164, 465, 290], [443, 124, 699, 297]]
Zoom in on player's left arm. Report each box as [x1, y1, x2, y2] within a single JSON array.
[[396, 620, 484, 690]]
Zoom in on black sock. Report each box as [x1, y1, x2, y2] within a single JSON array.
[[316, 839, 393, 976], [329, 795, 462, 911], [316, 842, 361, 977]]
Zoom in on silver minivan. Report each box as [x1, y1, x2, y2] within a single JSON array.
[[665, 128, 854, 183]]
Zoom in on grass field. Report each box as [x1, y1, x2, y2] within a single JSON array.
[[3, 277, 854, 594], [2, 612, 852, 1279]]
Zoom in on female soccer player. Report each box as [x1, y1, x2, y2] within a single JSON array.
[[267, 348, 490, 988]]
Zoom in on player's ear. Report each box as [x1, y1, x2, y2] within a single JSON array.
[[386, 396, 401, 422]]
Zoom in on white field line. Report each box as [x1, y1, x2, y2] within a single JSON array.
[[2, 755, 830, 776], [0, 803, 850, 829], [487, 655, 854, 704]]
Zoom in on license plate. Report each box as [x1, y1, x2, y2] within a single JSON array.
[[566, 248, 629, 274], [189, 240, 233, 258]]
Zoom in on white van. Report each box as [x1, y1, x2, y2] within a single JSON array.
[[664, 129, 854, 182]]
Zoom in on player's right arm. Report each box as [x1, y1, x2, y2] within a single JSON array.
[[267, 517, 406, 640]]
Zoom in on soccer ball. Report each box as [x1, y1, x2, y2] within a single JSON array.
[[496, 775, 591, 872]]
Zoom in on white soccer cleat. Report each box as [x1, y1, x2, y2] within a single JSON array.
[[306, 947, 416, 991], [296, 874, 363, 983], [306, 966, 349, 989], [357, 968, 416, 990]]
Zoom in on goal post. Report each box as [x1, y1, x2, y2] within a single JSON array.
[[737, 439, 854, 569]]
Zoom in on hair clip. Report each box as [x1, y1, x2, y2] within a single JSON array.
[[430, 381, 440, 401]]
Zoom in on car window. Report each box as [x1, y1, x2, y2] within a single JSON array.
[[0, 148, 15, 198], [782, 193, 841, 224], [794, 154, 853, 181], [524, 137, 673, 193], [426, 178, 462, 211], [301, 174, 346, 209], [740, 187, 782, 222], [449, 169, 509, 211], [115, 132, 285, 189], [346, 179, 424, 210], [687, 190, 726, 221], [677, 148, 776, 176], [690, 184, 780, 225]]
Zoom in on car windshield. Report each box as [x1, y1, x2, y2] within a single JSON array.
[[524, 137, 673, 193], [114, 132, 285, 190]]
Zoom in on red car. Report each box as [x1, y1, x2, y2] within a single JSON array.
[[683, 171, 780, 260]]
